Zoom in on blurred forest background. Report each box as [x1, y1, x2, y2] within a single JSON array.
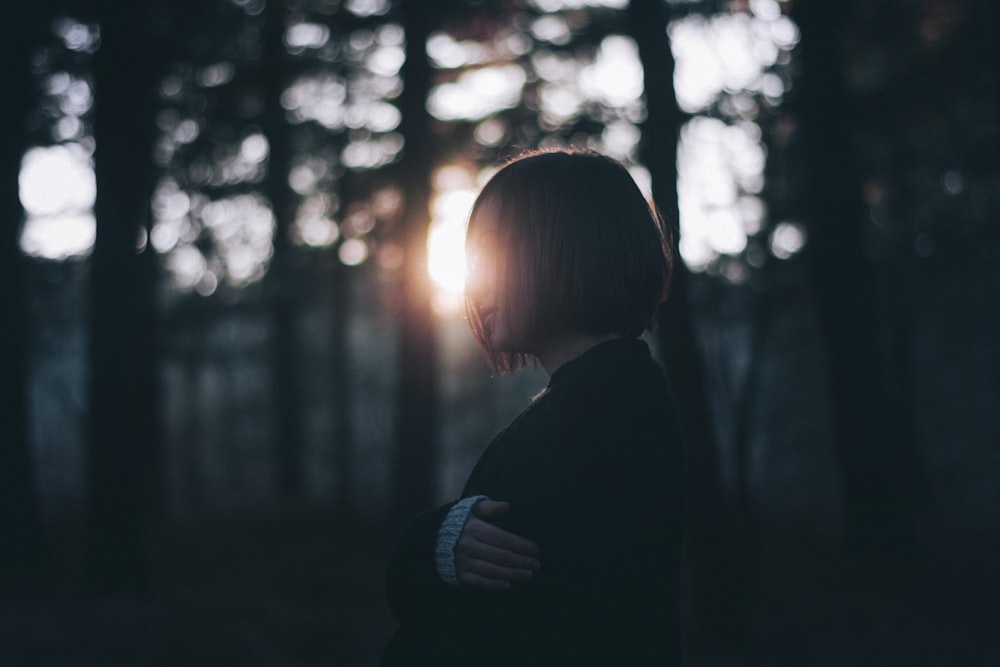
[[1, 0, 998, 665]]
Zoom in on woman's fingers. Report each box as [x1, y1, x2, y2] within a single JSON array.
[[465, 517, 539, 556], [471, 499, 509, 519], [458, 556, 534, 583], [458, 535, 540, 571], [458, 572, 512, 591], [455, 543, 535, 587], [456, 499, 541, 591]]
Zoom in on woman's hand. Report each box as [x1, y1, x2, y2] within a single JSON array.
[[455, 500, 540, 591]]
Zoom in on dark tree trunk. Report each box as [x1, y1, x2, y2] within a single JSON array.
[[261, 0, 304, 501], [791, 1, 923, 571], [0, 4, 46, 575], [331, 263, 355, 512], [390, 0, 441, 529], [627, 0, 751, 656], [87, 0, 163, 595]]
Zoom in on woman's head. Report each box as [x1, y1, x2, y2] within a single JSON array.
[[465, 148, 673, 373]]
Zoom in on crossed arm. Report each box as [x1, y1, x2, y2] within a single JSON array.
[[383, 495, 541, 625], [451, 499, 540, 590], [385, 470, 680, 665]]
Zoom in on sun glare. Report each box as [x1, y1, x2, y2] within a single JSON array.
[[427, 167, 477, 316]]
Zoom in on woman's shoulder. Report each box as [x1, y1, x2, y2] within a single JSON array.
[[548, 341, 673, 417]]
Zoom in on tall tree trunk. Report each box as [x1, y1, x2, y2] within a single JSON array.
[[390, 0, 440, 529], [88, 0, 162, 595], [261, 0, 304, 501], [0, 4, 46, 576], [792, 1, 923, 571], [628, 0, 751, 656], [331, 262, 355, 513]]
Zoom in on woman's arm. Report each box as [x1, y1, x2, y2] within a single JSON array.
[[385, 499, 540, 623], [453, 500, 540, 590], [512, 429, 683, 665], [385, 503, 457, 623]]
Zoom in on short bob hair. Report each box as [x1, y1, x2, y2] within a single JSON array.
[[465, 148, 673, 373]]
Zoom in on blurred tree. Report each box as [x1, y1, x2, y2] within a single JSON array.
[[87, 0, 164, 594], [791, 0, 924, 571], [628, 0, 750, 655], [262, 0, 305, 501], [331, 258, 355, 512], [0, 4, 47, 575], [390, 0, 443, 527], [142, 0, 414, 514]]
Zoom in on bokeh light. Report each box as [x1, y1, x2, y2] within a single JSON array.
[[670, 4, 799, 114], [345, 0, 390, 18], [19, 213, 97, 260], [199, 194, 275, 285], [677, 117, 765, 270], [338, 237, 369, 266], [285, 22, 331, 51], [19, 145, 95, 218], [670, 2, 800, 273], [52, 16, 99, 53], [427, 65, 527, 122], [19, 144, 97, 260], [153, 181, 276, 292], [292, 193, 340, 248], [579, 36, 643, 108], [769, 221, 807, 259], [527, 0, 628, 10]]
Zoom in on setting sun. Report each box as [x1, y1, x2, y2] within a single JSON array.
[[427, 169, 477, 315], [427, 214, 467, 296]]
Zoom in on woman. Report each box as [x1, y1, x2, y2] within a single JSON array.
[[382, 149, 683, 666]]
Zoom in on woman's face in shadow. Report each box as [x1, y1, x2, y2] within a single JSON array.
[[466, 213, 530, 355]]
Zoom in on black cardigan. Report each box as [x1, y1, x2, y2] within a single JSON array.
[[382, 338, 683, 666]]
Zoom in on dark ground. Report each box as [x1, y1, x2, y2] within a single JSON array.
[[1, 510, 997, 666], [1, 511, 394, 667]]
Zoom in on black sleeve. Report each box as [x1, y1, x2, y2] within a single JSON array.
[[384, 501, 460, 624], [510, 421, 683, 666]]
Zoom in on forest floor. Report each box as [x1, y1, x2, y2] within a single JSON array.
[[1, 510, 997, 666]]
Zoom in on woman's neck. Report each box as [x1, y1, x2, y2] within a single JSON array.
[[535, 332, 622, 377]]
